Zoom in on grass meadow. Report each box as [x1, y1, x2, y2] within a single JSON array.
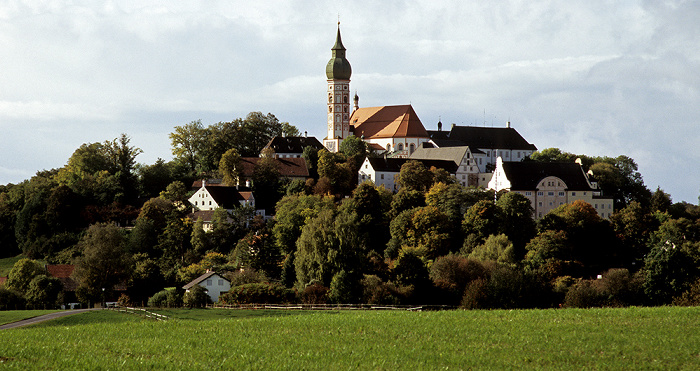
[[0, 310, 61, 325], [0, 306, 698, 369]]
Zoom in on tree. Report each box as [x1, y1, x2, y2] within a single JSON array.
[[302, 146, 320, 179], [316, 149, 354, 195], [219, 148, 243, 187], [392, 246, 432, 300], [643, 218, 700, 304], [389, 188, 425, 218], [183, 285, 212, 308], [5, 258, 45, 294], [160, 181, 189, 207], [25, 275, 63, 308], [495, 192, 535, 259], [102, 134, 142, 204], [295, 209, 337, 287], [462, 200, 501, 249], [609, 201, 657, 267], [396, 160, 433, 193], [252, 153, 282, 213], [339, 135, 368, 171], [524, 230, 576, 280], [74, 223, 130, 303], [469, 234, 516, 264], [527, 148, 577, 163], [238, 112, 285, 156], [589, 155, 651, 209], [650, 187, 672, 213], [273, 194, 336, 254], [341, 182, 391, 255], [540, 200, 620, 275], [170, 119, 207, 175], [137, 158, 174, 199]]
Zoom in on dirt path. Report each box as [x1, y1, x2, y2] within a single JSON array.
[[0, 308, 100, 330]]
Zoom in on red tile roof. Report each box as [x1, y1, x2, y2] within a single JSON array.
[[239, 157, 310, 178], [45, 265, 78, 291], [350, 105, 429, 139]]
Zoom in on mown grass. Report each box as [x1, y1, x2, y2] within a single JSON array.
[[0, 307, 698, 369], [0, 310, 61, 325]]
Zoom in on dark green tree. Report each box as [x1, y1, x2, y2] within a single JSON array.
[[74, 223, 131, 303]]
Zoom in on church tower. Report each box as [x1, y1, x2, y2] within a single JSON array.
[[323, 24, 352, 152]]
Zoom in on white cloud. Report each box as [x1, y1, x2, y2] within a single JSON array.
[[0, 1, 698, 202]]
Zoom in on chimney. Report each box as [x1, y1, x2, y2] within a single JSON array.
[[202, 179, 206, 187], [506, 121, 511, 128], [304, 131, 308, 138], [246, 179, 251, 188]]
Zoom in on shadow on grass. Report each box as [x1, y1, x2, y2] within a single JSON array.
[[151, 308, 317, 321], [28, 310, 145, 329]]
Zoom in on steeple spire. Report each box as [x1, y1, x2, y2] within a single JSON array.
[[326, 24, 351, 80]]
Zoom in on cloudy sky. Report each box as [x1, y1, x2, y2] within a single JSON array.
[[1, 1, 698, 203]]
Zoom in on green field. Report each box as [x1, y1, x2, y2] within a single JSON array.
[[0, 310, 61, 325], [0, 307, 698, 369]]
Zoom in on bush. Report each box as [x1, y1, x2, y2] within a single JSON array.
[[430, 255, 488, 305], [328, 270, 363, 304], [460, 263, 552, 309], [148, 289, 183, 308], [563, 269, 645, 308], [117, 293, 132, 307], [361, 275, 408, 305], [0, 288, 26, 310], [563, 280, 605, 308], [224, 269, 269, 287], [219, 282, 295, 305], [183, 285, 212, 308], [299, 283, 328, 304], [672, 279, 700, 306], [25, 275, 63, 308]]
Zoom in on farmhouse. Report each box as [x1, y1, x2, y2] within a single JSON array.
[[183, 271, 230, 303]]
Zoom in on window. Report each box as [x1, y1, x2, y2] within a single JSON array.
[[594, 204, 598, 209], [571, 192, 576, 196], [558, 192, 565, 196], [381, 174, 384, 179], [525, 192, 532, 196], [537, 191, 544, 196], [538, 202, 543, 207], [207, 280, 212, 286], [409, 143, 415, 154], [218, 280, 224, 286], [548, 192, 554, 196], [398, 143, 404, 151]]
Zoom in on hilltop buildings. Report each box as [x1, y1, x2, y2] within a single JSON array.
[[326, 25, 613, 218]]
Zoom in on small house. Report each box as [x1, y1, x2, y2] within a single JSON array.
[[182, 271, 231, 303]]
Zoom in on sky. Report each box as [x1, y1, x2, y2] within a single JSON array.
[[1, 1, 699, 203]]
